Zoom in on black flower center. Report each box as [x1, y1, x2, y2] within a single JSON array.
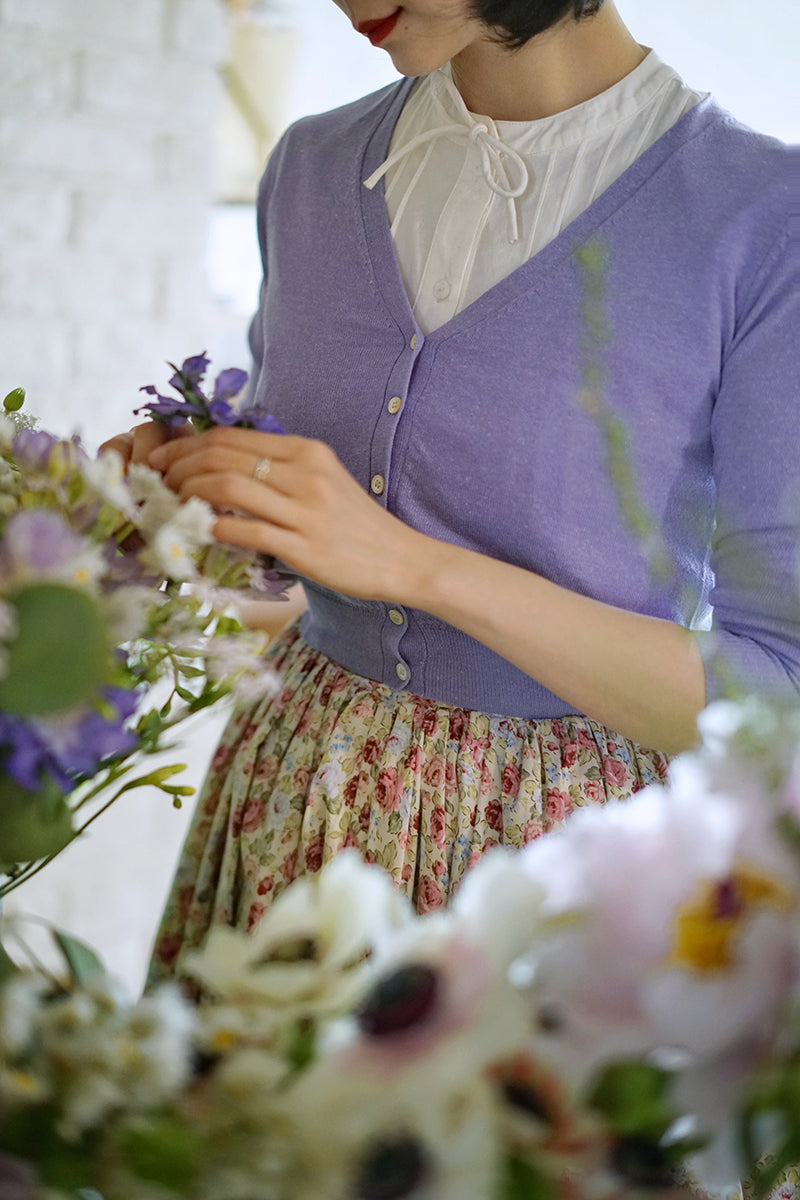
[[354, 1135, 429, 1200], [610, 1136, 676, 1189], [502, 1081, 551, 1123], [357, 964, 439, 1037]]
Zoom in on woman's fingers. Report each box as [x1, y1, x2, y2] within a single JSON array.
[[178, 471, 300, 533], [149, 426, 297, 471], [159, 444, 287, 496], [99, 421, 195, 468]]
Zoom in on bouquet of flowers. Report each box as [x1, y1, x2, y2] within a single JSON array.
[[1, 698, 799, 1200], [0, 359, 286, 899]]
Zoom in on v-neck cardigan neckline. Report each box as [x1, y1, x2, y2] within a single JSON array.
[[356, 78, 719, 354]]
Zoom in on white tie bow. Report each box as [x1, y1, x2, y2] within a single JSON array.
[[364, 112, 530, 245]]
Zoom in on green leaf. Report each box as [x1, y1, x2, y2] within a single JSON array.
[[0, 584, 110, 715], [116, 1115, 205, 1189], [3, 387, 26, 413], [52, 930, 104, 987], [0, 774, 74, 871], [0, 939, 20, 983], [0, 1104, 97, 1191], [587, 1061, 674, 1139], [286, 1018, 317, 1073], [496, 1155, 559, 1200]]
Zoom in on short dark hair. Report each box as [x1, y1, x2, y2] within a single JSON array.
[[473, 0, 606, 48]]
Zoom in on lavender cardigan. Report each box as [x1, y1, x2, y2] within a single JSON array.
[[247, 78, 799, 720]]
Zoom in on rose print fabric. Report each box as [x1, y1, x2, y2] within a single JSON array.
[[151, 621, 669, 980]]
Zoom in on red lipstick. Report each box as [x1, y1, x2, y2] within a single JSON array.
[[357, 7, 401, 45]]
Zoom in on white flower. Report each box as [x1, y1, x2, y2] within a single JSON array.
[[127, 463, 180, 530], [141, 498, 216, 582], [185, 852, 411, 1017], [103, 584, 163, 642], [281, 1051, 501, 1200], [0, 412, 16, 449], [120, 984, 196, 1106], [80, 448, 136, 518], [513, 746, 800, 1189], [0, 974, 50, 1056]]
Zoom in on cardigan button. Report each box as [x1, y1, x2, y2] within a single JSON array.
[[410, 334, 418, 350], [371, 474, 386, 495], [388, 608, 404, 625], [396, 663, 409, 683], [388, 396, 403, 415]]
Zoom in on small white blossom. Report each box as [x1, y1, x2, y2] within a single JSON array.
[[104, 585, 162, 642], [80, 449, 136, 518]]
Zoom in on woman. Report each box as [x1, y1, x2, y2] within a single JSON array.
[[124, 0, 797, 973]]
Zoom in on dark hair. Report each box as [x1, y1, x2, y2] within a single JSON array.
[[473, 0, 606, 48]]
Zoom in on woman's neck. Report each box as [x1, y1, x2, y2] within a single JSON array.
[[450, 2, 646, 122]]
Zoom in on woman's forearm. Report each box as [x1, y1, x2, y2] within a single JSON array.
[[391, 534, 706, 754]]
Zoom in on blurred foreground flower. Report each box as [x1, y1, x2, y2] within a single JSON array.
[[0, 385, 281, 894]]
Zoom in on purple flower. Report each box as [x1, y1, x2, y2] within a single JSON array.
[[206, 399, 240, 426], [0, 510, 87, 585], [11, 428, 58, 472], [135, 386, 205, 427], [0, 1155, 38, 1200], [0, 714, 63, 791], [248, 559, 293, 600], [43, 687, 139, 778], [0, 688, 140, 793], [213, 367, 249, 402], [238, 408, 286, 435], [178, 353, 211, 387]]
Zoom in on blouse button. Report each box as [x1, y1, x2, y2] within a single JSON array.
[[387, 395, 403, 415], [433, 279, 451, 301], [370, 474, 386, 496], [410, 334, 418, 350], [388, 608, 404, 625], [396, 662, 409, 683]]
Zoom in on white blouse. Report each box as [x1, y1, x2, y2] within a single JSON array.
[[365, 52, 705, 334]]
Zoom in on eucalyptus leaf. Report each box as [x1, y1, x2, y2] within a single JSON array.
[[0, 775, 74, 871], [52, 930, 104, 987], [0, 584, 110, 716], [0, 940, 20, 984]]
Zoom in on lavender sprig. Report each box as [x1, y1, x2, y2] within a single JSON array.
[[136, 354, 286, 435]]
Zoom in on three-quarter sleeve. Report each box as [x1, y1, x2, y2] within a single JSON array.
[[698, 214, 800, 701]]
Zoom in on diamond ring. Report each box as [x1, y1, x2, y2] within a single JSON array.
[[253, 456, 272, 482]]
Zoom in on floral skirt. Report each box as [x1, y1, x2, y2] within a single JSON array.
[[151, 621, 670, 979]]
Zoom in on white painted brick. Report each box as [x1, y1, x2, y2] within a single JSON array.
[[0, 250, 158, 320], [79, 51, 221, 129], [0, 115, 159, 184], [0, 180, 73, 247], [0, 31, 80, 115], [0, 321, 72, 394], [2, 0, 164, 50], [74, 187, 211, 255], [164, 0, 229, 64], [158, 130, 218, 188]]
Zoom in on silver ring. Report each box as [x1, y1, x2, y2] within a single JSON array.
[[252, 456, 272, 482]]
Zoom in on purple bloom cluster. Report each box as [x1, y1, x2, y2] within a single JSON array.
[[0, 688, 139, 794], [137, 354, 286, 435]]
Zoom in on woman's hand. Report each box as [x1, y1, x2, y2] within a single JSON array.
[[148, 427, 426, 602], [148, 429, 706, 753], [99, 420, 194, 468]]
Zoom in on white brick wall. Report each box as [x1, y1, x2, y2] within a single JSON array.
[[0, 0, 228, 446], [0, 0, 234, 993]]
